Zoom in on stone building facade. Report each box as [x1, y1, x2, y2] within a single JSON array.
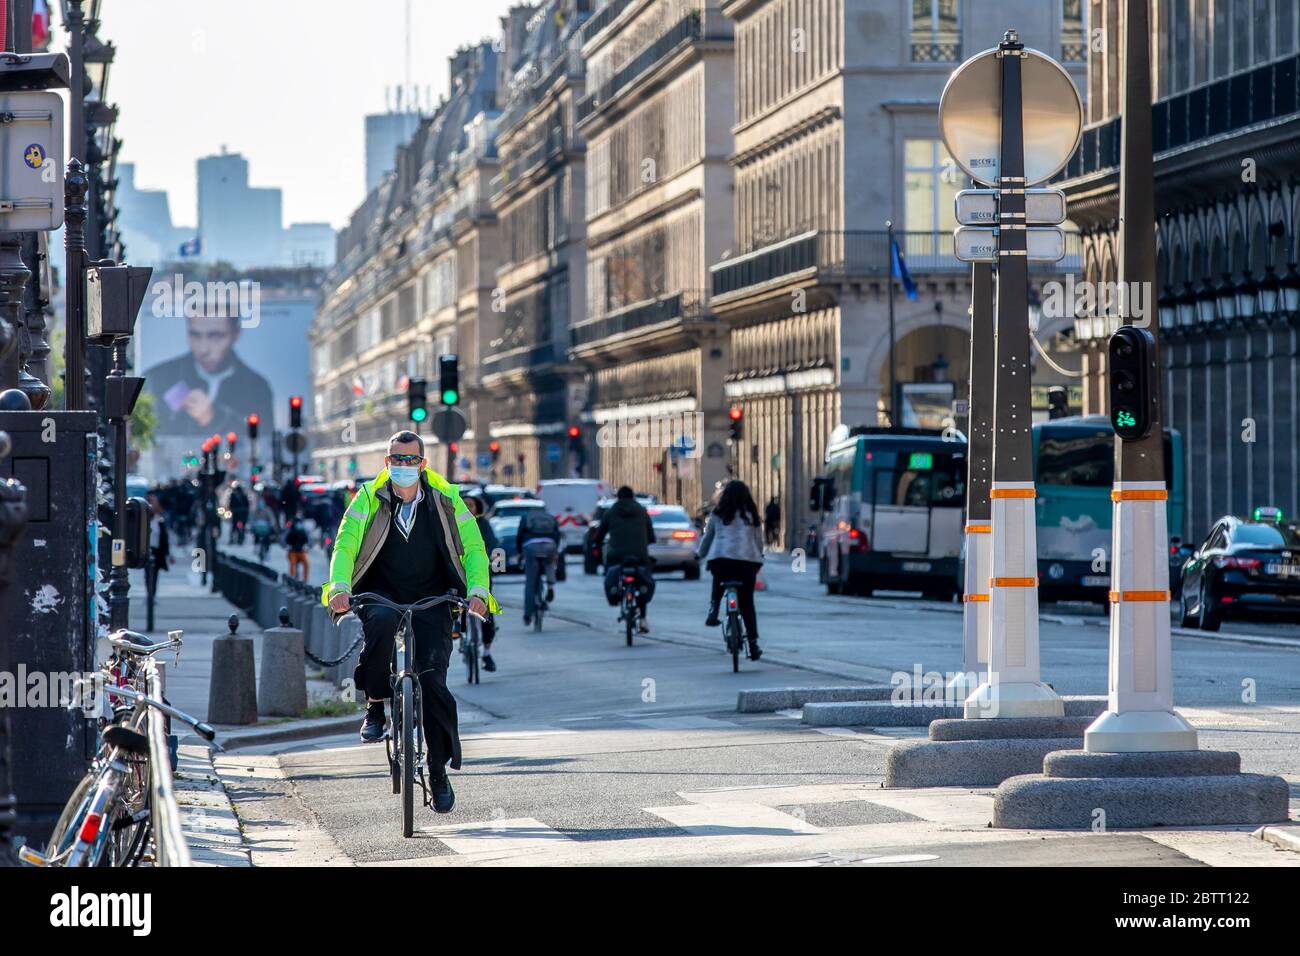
[[1062, 0, 1300, 542]]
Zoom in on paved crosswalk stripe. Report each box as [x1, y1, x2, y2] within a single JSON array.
[[419, 817, 572, 856], [645, 802, 823, 836]]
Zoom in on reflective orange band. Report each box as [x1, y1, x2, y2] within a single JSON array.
[[991, 577, 1037, 588], [1110, 489, 1168, 501], [965, 524, 992, 533], [1109, 590, 1171, 602], [963, 593, 989, 602], [989, 488, 1036, 499]]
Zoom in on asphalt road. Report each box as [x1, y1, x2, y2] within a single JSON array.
[[214, 549, 1300, 867]]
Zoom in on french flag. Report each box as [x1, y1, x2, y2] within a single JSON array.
[[32, 1, 51, 51]]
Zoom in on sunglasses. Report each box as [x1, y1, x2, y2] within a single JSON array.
[[387, 454, 423, 465]]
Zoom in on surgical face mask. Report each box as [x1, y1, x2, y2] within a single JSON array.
[[389, 465, 421, 487]]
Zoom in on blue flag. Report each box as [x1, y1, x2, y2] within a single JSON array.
[[179, 237, 202, 257], [891, 237, 918, 301]]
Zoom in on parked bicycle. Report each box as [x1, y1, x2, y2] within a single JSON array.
[[21, 629, 218, 867], [350, 591, 474, 838]]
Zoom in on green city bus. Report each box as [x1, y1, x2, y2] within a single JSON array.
[[1033, 415, 1185, 602]]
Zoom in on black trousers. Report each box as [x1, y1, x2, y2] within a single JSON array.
[[708, 558, 761, 642], [355, 603, 461, 772]]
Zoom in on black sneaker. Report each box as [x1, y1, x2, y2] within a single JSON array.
[[546, 586, 555, 603], [360, 704, 386, 742], [523, 615, 532, 627], [748, 641, 763, 662], [705, 606, 720, 627], [431, 773, 455, 813], [482, 653, 496, 672]]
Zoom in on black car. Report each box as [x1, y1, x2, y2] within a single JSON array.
[[1178, 509, 1300, 631]]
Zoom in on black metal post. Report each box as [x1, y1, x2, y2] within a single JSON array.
[[1116, 1, 1162, 482], [886, 220, 898, 426], [107, 341, 129, 630], [967, 262, 995, 524], [63, 161, 88, 409], [0, 427, 28, 866]]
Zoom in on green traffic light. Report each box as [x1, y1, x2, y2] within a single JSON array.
[[441, 389, 458, 406], [410, 407, 428, 422]]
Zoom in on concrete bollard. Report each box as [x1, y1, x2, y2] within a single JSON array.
[[207, 614, 258, 725], [258, 607, 307, 717], [309, 604, 330, 661], [254, 576, 278, 629]]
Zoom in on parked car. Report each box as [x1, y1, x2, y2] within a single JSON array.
[[583, 494, 658, 574], [647, 504, 700, 578], [1178, 507, 1300, 631]]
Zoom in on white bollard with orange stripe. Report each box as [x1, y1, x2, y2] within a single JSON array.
[[964, 482, 1063, 718], [1085, 482, 1197, 751], [949, 522, 991, 700]]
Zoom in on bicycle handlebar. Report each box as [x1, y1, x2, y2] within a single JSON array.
[[109, 629, 183, 657], [82, 682, 221, 748], [349, 591, 471, 614]]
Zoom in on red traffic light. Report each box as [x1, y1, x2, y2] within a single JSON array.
[[567, 425, 580, 439], [449, 442, 459, 454], [226, 432, 238, 445], [488, 440, 500, 453], [728, 406, 743, 421], [289, 395, 302, 409], [247, 413, 260, 426]]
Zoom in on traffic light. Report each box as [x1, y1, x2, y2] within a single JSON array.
[[439, 355, 460, 406], [449, 441, 459, 456], [246, 413, 260, 440], [289, 395, 303, 429], [407, 377, 428, 423], [489, 439, 501, 463], [728, 405, 744, 442], [226, 431, 238, 451], [1107, 325, 1156, 441], [567, 425, 581, 451]]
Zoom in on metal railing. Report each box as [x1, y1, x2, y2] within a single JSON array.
[[145, 661, 192, 868], [482, 341, 557, 376], [491, 125, 566, 196], [576, 12, 705, 124], [1059, 52, 1300, 181], [711, 229, 1082, 297], [570, 289, 709, 348]]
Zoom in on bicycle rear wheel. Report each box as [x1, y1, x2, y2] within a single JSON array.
[[625, 603, 634, 646], [46, 772, 97, 861], [726, 616, 740, 673], [534, 604, 543, 633], [399, 681, 415, 837]]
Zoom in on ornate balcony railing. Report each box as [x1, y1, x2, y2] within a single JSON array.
[[570, 289, 709, 349], [576, 12, 705, 125], [482, 341, 557, 377], [1059, 52, 1300, 181], [491, 125, 566, 196], [710, 230, 1083, 298]]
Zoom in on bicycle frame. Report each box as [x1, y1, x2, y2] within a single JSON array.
[[389, 607, 428, 805]]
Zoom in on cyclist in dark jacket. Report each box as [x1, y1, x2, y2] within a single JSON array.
[[594, 486, 656, 632], [464, 494, 501, 671]]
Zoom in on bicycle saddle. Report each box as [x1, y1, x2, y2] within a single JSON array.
[[102, 725, 150, 756]]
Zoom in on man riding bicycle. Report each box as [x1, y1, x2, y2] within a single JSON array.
[[516, 506, 562, 627], [595, 485, 656, 632], [322, 431, 497, 813]]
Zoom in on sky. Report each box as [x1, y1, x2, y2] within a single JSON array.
[[56, 0, 522, 229]]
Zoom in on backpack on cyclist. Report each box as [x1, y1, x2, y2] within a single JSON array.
[[522, 509, 559, 538]]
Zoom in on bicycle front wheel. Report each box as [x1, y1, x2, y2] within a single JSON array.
[[46, 772, 97, 863], [399, 682, 415, 837]]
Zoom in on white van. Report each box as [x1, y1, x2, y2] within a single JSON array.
[[537, 478, 608, 553]]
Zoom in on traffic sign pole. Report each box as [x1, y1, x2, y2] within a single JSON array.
[[965, 31, 1062, 718], [952, 261, 994, 701], [1085, 0, 1196, 752]]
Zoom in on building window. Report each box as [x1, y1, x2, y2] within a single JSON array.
[[1062, 0, 1086, 61], [911, 0, 961, 63], [904, 139, 962, 234]]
